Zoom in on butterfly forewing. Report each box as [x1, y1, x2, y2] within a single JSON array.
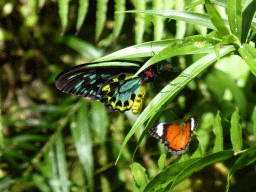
[[55, 61, 157, 114]]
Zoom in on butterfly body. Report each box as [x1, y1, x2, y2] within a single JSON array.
[[55, 61, 158, 114], [149, 117, 198, 154]]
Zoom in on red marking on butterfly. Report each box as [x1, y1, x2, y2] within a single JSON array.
[[149, 117, 198, 154]]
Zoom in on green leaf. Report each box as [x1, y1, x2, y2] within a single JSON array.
[[153, 0, 165, 40], [227, 145, 256, 191], [0, 111, 4, 151], [238, 43, 256, 77], [95, 39, 178, 62], [76, 0, 89, 35], [32, 174, 51, 192], [230, 107, 242, 153], [241, 0, 256, 43], [144, 158, 199, 191], [124, 10, 219, 30], [113, 0, 125, 40], [95, 0, 109, 41], [227, 0, 242, 40], [134, 0, 146, 44], [213, 111, 223, 153], [56, 36, 104, 60], [158, 154, 166, 171], [135, 35, 222, 76], [70, 100, 94, 191], [58, 0, 69, 35], [130, 163, 149, 190], [205, 68, 247, 117], [55, 132, 70, 192], [91, 101, 108, 144], [205, 0, 230, 36], [252, 106, 256, 141], [169, 150, 234, 190], [115, 45, 235, 164]]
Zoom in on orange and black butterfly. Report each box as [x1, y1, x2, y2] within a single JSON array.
[[149, 117, 198, 154]]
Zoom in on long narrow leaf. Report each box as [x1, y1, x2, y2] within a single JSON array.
[[241, 0, 256, 43], [76, 0, 89, 35], [135, 35, 222, 76], [227, 0, 242, 39], [227, 145, 256, 191], [113, 0, 125, 40], [70, 100, 94, 191], [55, 132, 70, 192], [238, 43, 256, 77], [58, 0, 69, 35], [134, 0, 146, 44], [205, 0, 230, 36], [230, 107, 242, 152], [95, 0, 109, 41], [213, 111, 223, 153], [124, 10, 228, 30], [170, 150, 234, 190]]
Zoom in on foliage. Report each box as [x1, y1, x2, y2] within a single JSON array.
[[1, 0, 256, 191]]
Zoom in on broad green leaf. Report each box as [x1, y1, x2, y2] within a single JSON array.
[[130, 163, 149, 190], [70, 100, 93, 191], [227, 145, 256, 191], [55, 132, 70, 192], [144, 158, 199, 191], [213, 111, 223, 153], [76, 0, 89, 35], [169, 150, 234, 190], [113, 0, 125, 40], [205, 0, 230, 36], [241, 0, 256, 43], [95, 0, 108, 41], [116, 45, 235, 164], [238, 43, 256, 77], [58, 0, 69, 35], [230, 107, 242, 152]]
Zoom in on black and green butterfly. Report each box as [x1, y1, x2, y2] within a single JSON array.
[[55, 61, 158, 114]]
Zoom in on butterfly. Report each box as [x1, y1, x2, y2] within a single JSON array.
[[149, 117, 198, 154], [55, 61, 158, 114]]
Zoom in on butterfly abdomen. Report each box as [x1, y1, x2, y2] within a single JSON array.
[[132, 84, 149, 114]]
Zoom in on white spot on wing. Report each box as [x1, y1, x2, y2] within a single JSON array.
[[190, 117, 197, 132], [156, 123, 165, 137]]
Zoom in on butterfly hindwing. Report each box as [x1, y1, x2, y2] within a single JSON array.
[[99, 73, 149, 114], [55, 61, 157, 114]]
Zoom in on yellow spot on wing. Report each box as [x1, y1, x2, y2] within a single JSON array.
[[132, 84, 149, 114]]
